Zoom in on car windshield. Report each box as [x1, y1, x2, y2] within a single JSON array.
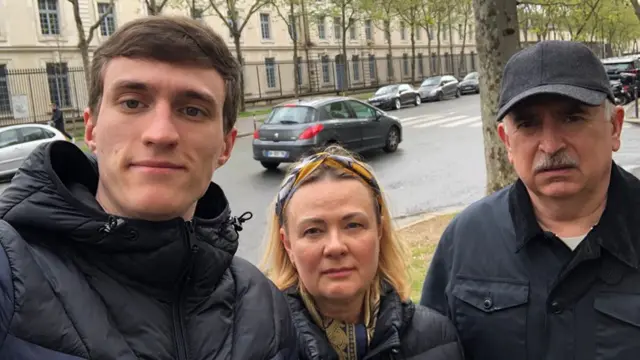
[[463, 73, 478, 80], [375, 86, 398, 95], [264, 105, 316, 124], [604, 63, 633, 72], [421, 77, 441, 86]]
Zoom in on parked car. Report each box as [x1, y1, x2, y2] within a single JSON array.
[[458, 72, 480, 95], [418, 75, 460, 101], [0, 124, 69, 180], [252, 97, 403, 170], [367, 84, 421, 110], [602, 56, 640, 81]]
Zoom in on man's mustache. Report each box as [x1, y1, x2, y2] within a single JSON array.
[[533, 152, 579, 173]]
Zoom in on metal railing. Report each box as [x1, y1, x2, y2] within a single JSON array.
[[0, 53, 478, 126]]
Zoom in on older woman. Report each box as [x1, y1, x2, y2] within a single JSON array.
[[261, 145, 463, 360]]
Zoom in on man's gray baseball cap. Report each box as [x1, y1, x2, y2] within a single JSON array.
[[496, 40, 615, 122]]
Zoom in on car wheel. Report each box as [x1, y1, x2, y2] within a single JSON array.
[[455, 89, 461, 98], [414, 95, 421, 106], [436, 92, 444, 101], [260, 161, 280, 170], [476, 87, 480, 94], [383, 126, 400, 153], [394, 98, 402, 110]]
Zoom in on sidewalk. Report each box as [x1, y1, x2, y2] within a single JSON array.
[[235, 115, 266, 138], [625, 101, 640, 123]]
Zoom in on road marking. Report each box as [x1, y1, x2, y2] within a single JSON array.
[[414, 115, 468, 128], [400, 112, 455, 125], [469, 122, 482, 127], [441, 116, 482, 127]]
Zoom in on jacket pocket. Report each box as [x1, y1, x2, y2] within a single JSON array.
[[594, 292, 640, 360], [451, 277, 529, 360]]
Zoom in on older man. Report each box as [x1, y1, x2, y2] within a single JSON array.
[[0, 16, 296, 359], [421, 40, 639, 360]]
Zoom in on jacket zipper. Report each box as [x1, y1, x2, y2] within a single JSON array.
[[173, 220, 198, 360]]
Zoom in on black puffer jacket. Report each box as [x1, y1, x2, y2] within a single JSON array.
[[0, 141, 296, 359], [285, 283, 464, 360]]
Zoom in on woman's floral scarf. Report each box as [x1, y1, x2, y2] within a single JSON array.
[[299, 281, 381, 360]]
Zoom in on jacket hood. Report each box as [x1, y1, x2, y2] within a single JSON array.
[[0, 140, 252, 298]]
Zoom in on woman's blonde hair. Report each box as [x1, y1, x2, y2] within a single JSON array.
[[259, 144, 411, 301]]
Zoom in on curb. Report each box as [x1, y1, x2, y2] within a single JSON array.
[[237, 131, 254, 138], [394, 205, 466, 231]]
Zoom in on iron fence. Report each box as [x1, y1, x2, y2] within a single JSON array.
[[0, 53, 478, 126]]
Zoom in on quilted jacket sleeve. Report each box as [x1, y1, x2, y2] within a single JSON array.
[[402, 304, 465, 360], [0, 223, 15, 350]]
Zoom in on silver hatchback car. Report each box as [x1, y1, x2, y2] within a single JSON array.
[[0, 124, 69, 179]]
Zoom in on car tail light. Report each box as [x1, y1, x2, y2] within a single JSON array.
[[299, 124, 324, 140], [253, 130, 260, 139]]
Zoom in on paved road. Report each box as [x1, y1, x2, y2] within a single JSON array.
[[3, 94, 640, 265]]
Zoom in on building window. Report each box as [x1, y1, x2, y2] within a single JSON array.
[[38, 0, 60, 35], [386, 54, 394, 79], [349, 24, 356, 40], [334, 17, 341, 40], [317, 16, 326, 40], [428, 26, 434, 40], [321, 55, 330, 83], [468, 24, 474, 40], [352, 55, 360, 81], [365, 20, 372, 41], [417, 53, 424, 75], [0, 65, 10, 115], [288, 15, 298, 40], [368, 54, 376, 80], [98, 3, 116, 36], [458, 24, 463, 41], [416, 27, 421, 41], [260, 13, 271, 40], [403, 53, 409, 76], [47, 63, 71, 108], [400, 23, 406, 41], [265, 58, 276, 88]]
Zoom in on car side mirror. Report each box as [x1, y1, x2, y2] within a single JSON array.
[[440, 81, 447, 86], [374, 111, 383, 121]]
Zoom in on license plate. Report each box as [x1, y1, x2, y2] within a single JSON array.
[[264, 150, 288, 158]]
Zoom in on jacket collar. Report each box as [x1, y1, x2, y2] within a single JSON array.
[[509, 161, 640, 269], [284, 282, 409, 359], [0, 140, 252, 298]]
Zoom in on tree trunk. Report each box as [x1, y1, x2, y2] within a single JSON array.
[[232, 34, 246, 112], [473, 0, 520, 194], [299, 0, 313, 92], [458, 15, 469, 72], [447, 10, 454, 76], [410, 24, 416, 83], [436, 19, 442, 74], [341, 8, 348, 95], [386, 22, 393, 81], [632, 0, 640, 21]]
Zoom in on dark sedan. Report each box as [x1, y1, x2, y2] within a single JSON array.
[[252, 97, 403, 170], [367, 83, 421, 110], [458, 72, 480, 95]]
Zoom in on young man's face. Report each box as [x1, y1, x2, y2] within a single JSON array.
[[84, 57, 237, 221]]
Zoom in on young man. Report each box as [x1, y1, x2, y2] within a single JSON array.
[[421, 41, 639, 360], [0, 16, 296, 359]]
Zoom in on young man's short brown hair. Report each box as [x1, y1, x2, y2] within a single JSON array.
[[88, 16, 240, 133]]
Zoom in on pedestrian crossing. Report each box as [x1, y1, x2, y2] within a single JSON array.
[[399, 112, 636, 130]]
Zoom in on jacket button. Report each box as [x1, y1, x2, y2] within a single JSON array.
[[550, 301, 563, 314], [483, 298, 493, 309]]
